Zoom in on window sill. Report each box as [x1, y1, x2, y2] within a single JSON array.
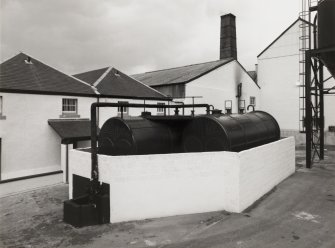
[[59, 113, 81, 118], [0, 115, 6, 120]]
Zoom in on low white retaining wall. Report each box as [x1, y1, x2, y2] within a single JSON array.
[[69, 137, 295, 223]]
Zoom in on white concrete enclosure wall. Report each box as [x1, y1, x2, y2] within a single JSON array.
[[69, 137, 295, 223]]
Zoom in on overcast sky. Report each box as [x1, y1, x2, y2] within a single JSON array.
[[0, 0, 301, 75]]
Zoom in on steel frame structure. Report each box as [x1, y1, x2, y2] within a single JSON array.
[[304, 2, 335, 168]]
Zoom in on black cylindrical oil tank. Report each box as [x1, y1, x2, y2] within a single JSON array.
[[318, 0, 335, 78], [98, 117, 179, 155], [182, 111, 280, 152]]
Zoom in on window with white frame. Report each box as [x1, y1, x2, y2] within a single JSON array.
[[62, 98, 78, 114], [0, 95, 5, 119], [0, 96, 3, 115], [157, 102, 165, 114], [225, 100, 232, 114], [250, 96, 256, 106], [117, 101, 129, 114]]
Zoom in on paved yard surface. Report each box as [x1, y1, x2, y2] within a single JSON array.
[[0, 146, 334, 248]]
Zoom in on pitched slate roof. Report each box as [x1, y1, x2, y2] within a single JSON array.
[[131, 58, 234, 87], [0, 53, 96, 96], [247, 71, 257, 83], [48, 119, 96, 144], [74, 67, 109, 85], [74, 67, 169, 100]]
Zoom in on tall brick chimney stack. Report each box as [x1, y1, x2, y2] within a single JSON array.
[[220, 14, 237, 60]]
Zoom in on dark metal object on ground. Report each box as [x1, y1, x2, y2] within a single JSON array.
[[63, 174, 110, 227], [182, 111, 280, 153]]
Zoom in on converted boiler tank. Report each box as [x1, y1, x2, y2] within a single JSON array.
[[98, 117, 181, 155], [182, 111, 280, 152]]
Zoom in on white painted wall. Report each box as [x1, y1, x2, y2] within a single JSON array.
[[0, 93, 95, 179], [184, 60, 260, 115], [69, 137, 295, 222], [239, 137, 295, 211], [258, 20, 335, 134]]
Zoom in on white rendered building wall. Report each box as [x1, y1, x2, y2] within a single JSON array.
[[258, 20, 335, 132], [0, 93, 96, 179], [185, 60, 260, 114]]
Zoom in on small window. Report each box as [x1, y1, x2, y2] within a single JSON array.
[[225, 100, 232, 114], [117, 101, 129, 114], [0, 96, 3, 115], [157, 102, 165, 114], [250, 96, 256, 106], [0, 96, 5, 120], [62, 98, 78, 114], [238, 100, 245, 114]]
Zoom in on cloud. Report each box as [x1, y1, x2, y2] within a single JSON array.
[[0, 0, 300, 75]]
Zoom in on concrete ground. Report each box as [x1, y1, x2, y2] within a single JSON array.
[[0, 146, 334, 248]]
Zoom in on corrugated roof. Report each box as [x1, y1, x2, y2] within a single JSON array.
[[131, 58, 234, 87], [48, 119, 94, 143], [74, 67, 169, 100], [0, 53, 96, 96]]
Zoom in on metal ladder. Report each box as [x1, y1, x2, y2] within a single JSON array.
[[298, 0, 310, 132], [299, 0, 319, 133]]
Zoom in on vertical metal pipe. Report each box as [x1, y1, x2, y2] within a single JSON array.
[[96, 97, 100, 127], [0, 138, 2, 181], [90, 103, 98, 181], [319, 63, 324, 159], [66, 144, 69, 183], [192, 97, 195, 116], [305, 51, 312, 168]]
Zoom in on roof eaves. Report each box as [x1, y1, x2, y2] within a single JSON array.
[[125, 73, 169, 99], [0, 88, 98, 98], [257, 18, 300, 58]]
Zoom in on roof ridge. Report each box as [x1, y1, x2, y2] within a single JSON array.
[[93, 67, 113, 87], [132, 59, 230, 75], [73, 66, 110, 77], [17, 52, 98, 94]]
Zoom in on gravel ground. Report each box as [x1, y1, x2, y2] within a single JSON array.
[[0, 146, 334, 248]]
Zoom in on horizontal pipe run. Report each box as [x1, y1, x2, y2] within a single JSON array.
[[90, 102, 212, 200]]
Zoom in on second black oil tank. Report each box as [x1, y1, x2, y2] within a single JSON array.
[[182, 111, 280, 152]]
